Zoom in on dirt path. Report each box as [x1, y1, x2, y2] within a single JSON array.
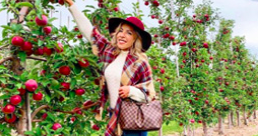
[[166, 114, 258, 136]]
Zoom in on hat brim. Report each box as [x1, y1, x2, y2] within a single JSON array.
[[108, 18, 152, 52]]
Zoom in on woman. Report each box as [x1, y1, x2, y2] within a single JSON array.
[[65, 0, 156, 135]]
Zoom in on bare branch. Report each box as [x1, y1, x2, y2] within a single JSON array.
[[32, 119, 44, 123], [54, 102, 99, 115], [27, 56, 47, 62], [31, 105, 49, 120], [0, 44, 9, 50], [0, 56, 13, 65]]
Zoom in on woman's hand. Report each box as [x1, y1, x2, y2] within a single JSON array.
[[118, 86, 130, 99], [64, 0, 74, 6]]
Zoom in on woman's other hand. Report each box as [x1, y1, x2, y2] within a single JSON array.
[[64, 0, 74, 6], [118, 86, 130, 99]]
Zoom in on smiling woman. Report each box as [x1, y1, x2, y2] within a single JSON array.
[[64, 0, 157, 135]]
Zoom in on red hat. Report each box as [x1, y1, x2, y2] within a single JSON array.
[[108, 17, 152, 52]]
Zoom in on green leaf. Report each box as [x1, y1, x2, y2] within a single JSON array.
[[70, 78, 77, 89], [69, 91, 75, 99], [56, 90, 65, 98], [15, 2, 33, 8], [0, 94, 9, 100], [45, 93, 51, 103], [24, 131, 35, 135], [0, 77, 6, 84], [47, 112, 55, 121], [18, 51, 27, 62], [36, 126, 41, 136]]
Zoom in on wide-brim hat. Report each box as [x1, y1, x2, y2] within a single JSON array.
[[108, 17, 152, 52]]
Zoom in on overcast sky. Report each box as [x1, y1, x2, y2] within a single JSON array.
[[0, 0, 258, 58]]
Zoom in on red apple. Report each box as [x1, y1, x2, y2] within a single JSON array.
[[43, 26, 52, 35], [74, 27, 79, 31], [21, 41, 33, 51], [182, 52, 187, 56], [180, 41, 186, 46], [73, 107, 82, 115], [182, 60, 186, 63], [43, 47, 52, 56], [25, 79, 38, 92], [219, 89, 224, 92], [201, 59, 205, 63], [33, 92, 43, 101], [190, 119, 195, 123], [204, 14, 209, 18], [35, 15, 48, 26], [160, 86, 164, 92], [77, 34, 83, 39], [10, 95, 22, 106], [52, 123, 62, 131], [71, 116, 76, 122], [158, 20, 163, 24], [169, 36, 175, 40], [209, 56, 213, 60], [59, 97, 65, 102], [59, 66, 71, 75], [203, 42, 208, 48], [163, 33, 169, 38], [152, 0, 159, 6], [75, 88, 85, 96], [40, 70, 46, 76], [205, 100, 209, 104], [154, 34, 158, 38], [144, 1, 149, 5], [198, 120, 202, 123], [151, 15, 156, 19], [83, 100, 95, 107], [2, 104, 15, 114], [58, 0, 64, 5], [11, 36, 24, 46], [92, 124, 100, 131], [78, 58, 90, 68], [55, 43, 63, 53], [191, 48, 197, 52], [114, 7, 119, 11], [193, 14, 196, 18], [160, 68, 165, 74], [172, 42, 176, 45], [153, 66, 157, 70], [42, 113, 47, 120], [5, 114, 17, 123], [18, 88, 26, 95], [61, 82, 70, 91], [35, 48, 44, 55]]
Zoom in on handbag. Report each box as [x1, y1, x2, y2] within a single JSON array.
[[119, 93, 163, 131]]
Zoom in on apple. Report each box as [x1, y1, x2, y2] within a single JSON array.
[[198, 120, 202, 123], [33, 92, 43, 101], [92, 124, 100, 131], [182, 52, 187, 56], [209, 56, 213, 60], [179, 123, 183, 126], [71, 116, 76, 122], [191, 48, 197, 52], [152, 0, 159, 6], [58, 0, 64, 5], [35, 15, 48, 26], [74, 27, 79, 31], [75, 88, 85, 96], [83, 100, 95, 107], [10, 95, 22, 106], [43, 26, 52, 35], [59, 66, 71, 75], [225, 82, 229, 86], [204, 14, 209, 18], [180, 41, 186, 46], [78, 58, 90, 68], [5, 114, 17, 123], [144, 1, 149, 5], [40, 70, 46, 76], [190, 119, 195, 123], [203, 42, 208, 48], [52, 123, 62, 131], [160, 68, 165, 74], [219, 89, 224, 92], [114, 7, 119, 11], [98, 2, 103, 8], [43, 47, 52, 56], [61, 82, 70, 91], [158, 20, 163, 24], [73, 107, 82, 115], [172, 42, 176, 45], [18, 88, 26, 95], [77, 34, 83, 39], [151, 15, 156, 19], [205, 100, 209, 104], [59, 97, 65, 102], [11, 36, 24, 46], [154, 34, 158, 38], [163, 33, 169, 38], [35, 48, 44, 55], [2, 104, 15, 114], [193, 14, 196, 18], [197, 19, 202, 23], [153, 66, 157, 70], [42, 113, 47, 120], [21, 41, 33, 51], [169, 36, 175, 40], [55, 43, 63, 53], [25, 79, 38, 92], [182, 60, 186, 63], [160, 86, 164, 92], [201, 59, 205, 63]]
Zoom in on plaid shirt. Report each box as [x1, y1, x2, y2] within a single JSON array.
[[92, 27, 156, 136]]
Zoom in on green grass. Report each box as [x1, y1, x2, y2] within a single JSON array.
[[148, 121, 183, 136]]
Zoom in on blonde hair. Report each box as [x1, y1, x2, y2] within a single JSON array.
[[110, 23, 143, 57]]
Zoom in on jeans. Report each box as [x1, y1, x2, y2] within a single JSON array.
[[122, 130, 148, 136]]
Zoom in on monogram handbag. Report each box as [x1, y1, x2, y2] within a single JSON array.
[[119, 94, 163, 131]]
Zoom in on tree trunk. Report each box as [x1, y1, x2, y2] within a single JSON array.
[[236, 110, 240, 127], [231, 111, 234, 126], [158, 127, 163, 136], [202, 121, 208, 136], [218, 114, 224, 135], [183, 126, 187, 136], [243, 106, 248, 125], [253, 110, 257, 119], [228, 112, 232, 128], [16, 95, 27, 135]]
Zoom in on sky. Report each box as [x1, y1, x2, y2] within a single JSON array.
[[0, 0, 258, 58]]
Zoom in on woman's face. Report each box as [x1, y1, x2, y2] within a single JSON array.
[[116, 24, 136, 51]]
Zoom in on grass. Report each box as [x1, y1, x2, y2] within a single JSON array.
[[148, 121, 183, 136]]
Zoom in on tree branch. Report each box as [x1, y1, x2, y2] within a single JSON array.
[[31, 105, 49, 120], [0, 56, 13, 65], [32, 119, 44, 123], [0, 44, 9, 50], [26, 56, 47, 62], [54, 102, 98, 115]]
